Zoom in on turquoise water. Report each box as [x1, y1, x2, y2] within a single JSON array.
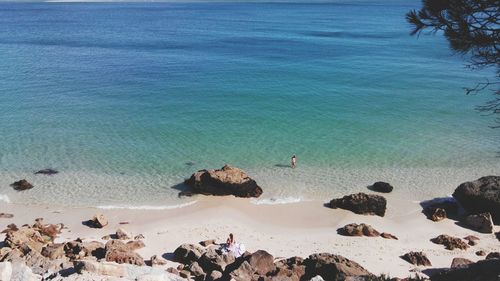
[[0, 1, 498, 207]]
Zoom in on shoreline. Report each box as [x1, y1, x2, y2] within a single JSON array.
[[1, 195, 498, 279]]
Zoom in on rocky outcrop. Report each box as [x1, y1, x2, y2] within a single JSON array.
[[464, 213, 494, 233], [302, 253, 372, 280], [246, 250, 275, 275], [401, 252, 432, 266], [198, 247, 235, 273], [74, 260, 185, 280], [35, 169, 59, 175], [104, 240, 145, 266], [11, 179, 33, 191], [431, 235, 469, 250], [328, 193, 386, 217], [451, 258, 473, 268], [453, 176, 500, 224], [430, 258, 500, 281], [4, 227, 46, 253], [337, 223, 380, 237], [371, 182, 393, 193], [270, 257, 305, 281], [184, 165, 263, 198]]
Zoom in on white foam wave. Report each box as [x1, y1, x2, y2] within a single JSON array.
[[97, 200, 198, 210], [251, 197, 302, 205], [0, 194, 11, 203]]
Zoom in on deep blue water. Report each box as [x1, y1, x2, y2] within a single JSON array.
[[0, 1, 498, 207]]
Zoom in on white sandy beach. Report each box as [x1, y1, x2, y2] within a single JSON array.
[[1, 195, 498, 279]]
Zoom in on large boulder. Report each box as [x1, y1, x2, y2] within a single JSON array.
[[371, 182, 393, 193], [431, 235, 469, 250], [430, 258, 500, 281], [337, 223, 380, 237], [464, 213, 494, 233], [184, 165, 263, 198], [246, 250, 275, 276], [104, 240, 145, 266], [173, 243, 206, 264], [329, 193, 386, 217], [452, 176, 500, 224], [401, 252, 432, 266], [228, 261, 256, 281], [11, 179, 33, 191], [302, 253, 372, 280]]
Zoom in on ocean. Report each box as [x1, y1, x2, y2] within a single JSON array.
[[0, 1, 498, 208]]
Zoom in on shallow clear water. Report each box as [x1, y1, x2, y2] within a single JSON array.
[[0, 1, 498, 207]]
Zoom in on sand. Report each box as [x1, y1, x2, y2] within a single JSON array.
[[0, 195, 498, 279]]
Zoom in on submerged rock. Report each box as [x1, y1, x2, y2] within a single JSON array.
[[184, 165, 263, 198], [329, 193, 386, 217], [371, 181, 393, 193], [34, 168, 58, 175], [453, 176, 500, 224], [11, 179, 33, 191]]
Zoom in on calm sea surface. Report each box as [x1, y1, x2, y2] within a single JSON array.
[[0, 1, 498, 208]]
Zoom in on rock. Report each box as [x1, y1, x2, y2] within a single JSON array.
[[150, 255, 167, 267], [1, 248, 24, 263], [328, 193, 386, 217], [166, 267, 179, 275], [105, 240, 145, 266], [463, 235, 479, 246], [1, 223, 18, 233], [64, 240, 85, 260], [11, 179, 33, 191], [4, 227, 46, 253], [85, 214, 108, 228], [134, 234, 145, 240], [476, 250, 486, 256], [246, 250, 275, 275], [452, 176, 500, 224], [309, 276, 325, 281], [371, 182, 393, 193], [198, 248, 235, 273], [179, 270, 190, 279], [228, 261, 254, 281], [184, 165, 263, 198], [0, 213, 14, 219], [337, 223, 380, 237], [23, 250, 69, 275], [431, 235, 469, 250], [74, 260, 127, 277], [401, 252, 432, 266], [303, 253, 372, 280], [270, 256, 305, 281], [35, 168, 58, 175], [496, 231, 500, 241], [41, 243, 65, 259], [430, 258, 500, 281], [200, 239, 216, 247], [1, 261, 40, 281], [188, 261, 205, 277], [173, 243, 206, 264], [116, 228, 131, 240], [486, 252, 500, 259], [451, 258, 473, 268], [380, 232, 398, 240], [207, 270, 222, 281], [33, 218, 63, 241], [81, 241, 106, 259], [425, 207, 447, 222], [126, 240, 145, 251], [464, 213, 494, 233]]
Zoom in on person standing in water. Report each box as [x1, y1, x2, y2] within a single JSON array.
[[291, 154, 297, 168]]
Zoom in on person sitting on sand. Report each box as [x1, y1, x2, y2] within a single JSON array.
[[226, 233, 235, 251], [291, 154, 297, 168]]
